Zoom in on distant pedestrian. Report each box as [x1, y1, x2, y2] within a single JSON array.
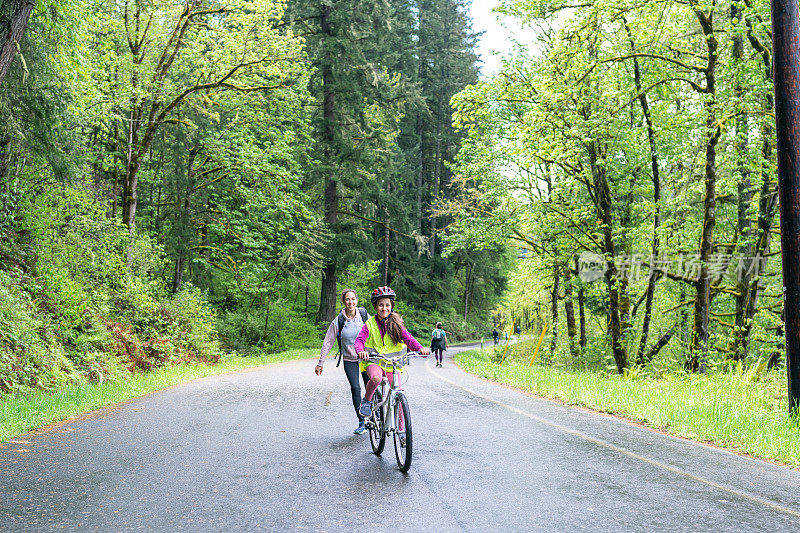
[[431, 322, 448, 367], [492, 327, 499, 346], [515, 324, 521, 336]]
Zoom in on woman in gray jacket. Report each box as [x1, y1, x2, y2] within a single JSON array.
[[315, 289, 370, 434]]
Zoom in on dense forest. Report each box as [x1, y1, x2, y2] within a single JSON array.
[[1, 0, 794, 396], [447, 0, 787, 376], [0, 0, 509, 394]]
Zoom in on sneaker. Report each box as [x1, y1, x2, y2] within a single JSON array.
[[353, 422, 366, 435], [397, 432, 406, 447], [358, 399, 373, 417]]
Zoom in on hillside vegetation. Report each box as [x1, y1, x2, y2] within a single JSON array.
[[0, 0, 501, 398]]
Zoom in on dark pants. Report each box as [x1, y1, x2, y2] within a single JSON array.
[[343, 359, 369, 422]]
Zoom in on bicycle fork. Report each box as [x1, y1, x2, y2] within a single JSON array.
[[372, 375, 405, 434]]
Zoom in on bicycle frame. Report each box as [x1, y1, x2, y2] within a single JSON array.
[[366, 354, 407, 436]]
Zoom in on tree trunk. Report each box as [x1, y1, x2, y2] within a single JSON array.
[[317, 178, 338, 324], [550, 266, 559, 357], [563, 266, 578, 356], [316, 3, 338, 325], [382, 227, 390, 286], [122, 115, 141, 232], [0, 0, 35, 86], [575, 257, 587, 348], [627, 29, 662, 367], [578, 285, 587, 348], [430, 94, 443, 257], [643, 326, 676, 363], [172, 146, 197, 294], [688, 10, 719, 373], [736, 23, 779, 360], [731, 3, 753, 361], [416, 113, 424, 234], [415, 6, 426, 234], [589, 144, 627, 373], [463, 263, 472, 320], [122, 1, 144, 235]]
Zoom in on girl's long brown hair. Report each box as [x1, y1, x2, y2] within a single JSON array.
[[384, 311, 405, 345], [376, 298, 404, 345]]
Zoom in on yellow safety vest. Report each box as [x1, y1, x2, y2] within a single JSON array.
[[360, 316, 406, 371]]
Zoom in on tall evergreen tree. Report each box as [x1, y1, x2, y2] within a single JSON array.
[[289, 0, 413, 323], [392, 0, 484, 313]]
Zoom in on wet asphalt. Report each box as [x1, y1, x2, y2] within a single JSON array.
[[2, 344, 800, 532]]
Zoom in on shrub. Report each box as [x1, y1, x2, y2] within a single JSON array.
[[164, 285, 221, 363], [0, 181, 225, 397], [0, 270, 81, 392], [395, 301, 490, 343], [217, 304, 321, 354]]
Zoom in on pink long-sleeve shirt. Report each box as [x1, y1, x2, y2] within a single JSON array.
[[354, 317, 423, 354]]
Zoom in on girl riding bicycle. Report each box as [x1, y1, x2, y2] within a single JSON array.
[[354, 286, 430, 418]]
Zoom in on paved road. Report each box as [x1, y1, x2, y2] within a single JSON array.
[[2, 344, 800, 532]]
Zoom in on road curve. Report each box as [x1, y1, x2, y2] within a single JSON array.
[[1, 344, 800, 532]]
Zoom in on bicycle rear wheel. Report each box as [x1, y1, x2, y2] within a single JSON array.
[[393, 391, 412, 472], [369, 390, 385, 455]]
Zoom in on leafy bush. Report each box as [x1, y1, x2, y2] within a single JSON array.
[[395, 301, 490, 344], [110, 278, 221, 368], [0, 269, 81, 392], [217, 304, 320, 354], [164, 285, 221, 362], [0, 180, 223, 396]]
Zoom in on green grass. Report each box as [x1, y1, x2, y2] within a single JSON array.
[[456, 348, 800, 467], [0, 348, 316, 443]]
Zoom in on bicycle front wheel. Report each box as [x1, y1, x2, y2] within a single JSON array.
[[369, 390, 385, 455], [393, 391, 412, 472]]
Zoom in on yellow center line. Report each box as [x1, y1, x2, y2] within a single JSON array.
[[427, 364, 800, 519]]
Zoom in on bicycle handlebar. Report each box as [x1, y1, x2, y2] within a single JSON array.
[[365, 351, 427, 365]]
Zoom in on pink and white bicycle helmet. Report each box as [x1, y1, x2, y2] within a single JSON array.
[[370, 286, 396, 307]]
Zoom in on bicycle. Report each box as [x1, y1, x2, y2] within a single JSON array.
[[363, 351, 424, 472]]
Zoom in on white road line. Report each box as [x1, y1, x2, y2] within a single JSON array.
[[426, 361, 800, 519]]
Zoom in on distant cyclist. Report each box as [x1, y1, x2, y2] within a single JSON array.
[[315, 289, 370, 435], [430, 322, 448, 367], [354, 286, 430, 421], [492, 327, 499, 346]]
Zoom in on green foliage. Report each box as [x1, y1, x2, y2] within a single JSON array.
[[447, 0, 785, 379], [0, 270, 68, 393], [217, 303, 320, 354], [0, 0, 495, 403], [0, 174, 222, 395], [395, 300, 488, 343], [338, 260, 382, 304]]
